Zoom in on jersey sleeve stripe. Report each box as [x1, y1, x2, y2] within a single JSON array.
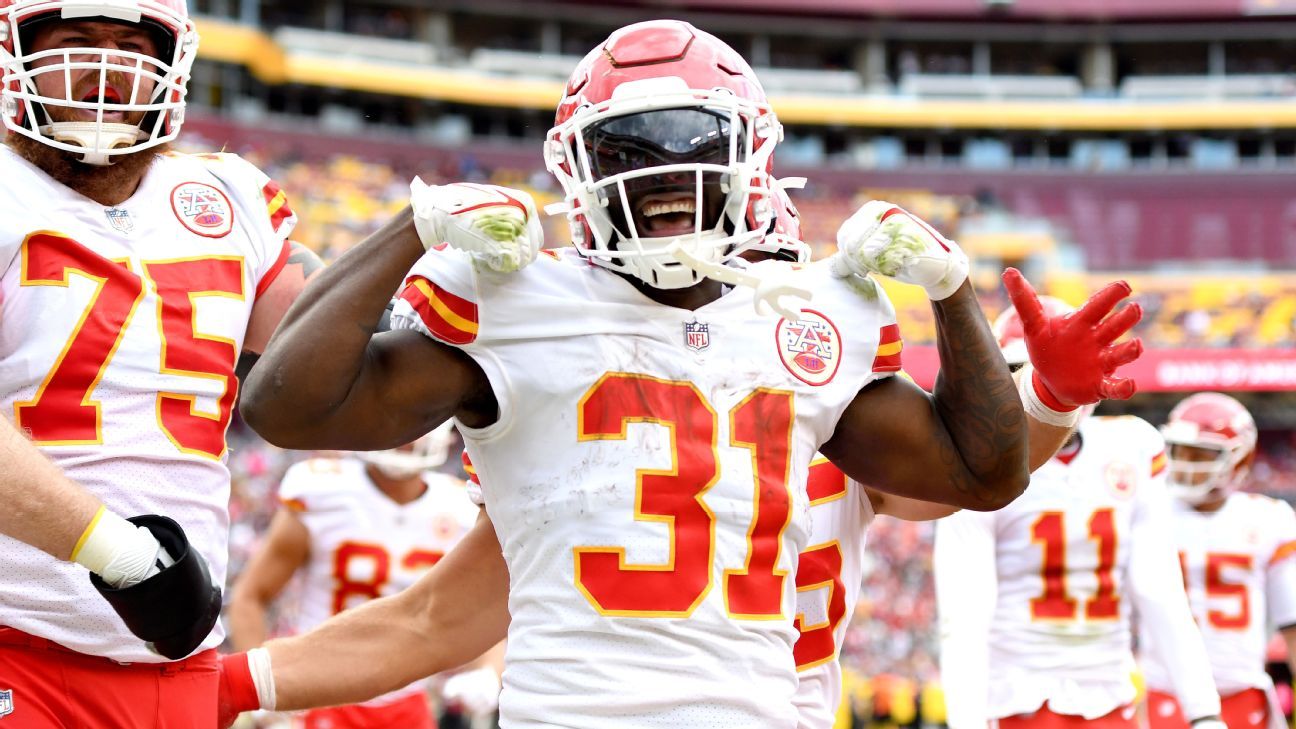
[[1271, 540, 1296, 566], [262, 181, 294, 233], [461, 450, 480, 484], [280, 496, 307, 512], [872, 323, 904, 372], [254, 239, 292, 298], [398, 276, 479, 345], [1150, 449, 1168, 477], [807, 459, 848, 504]]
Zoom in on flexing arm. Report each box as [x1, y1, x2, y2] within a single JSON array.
[[220, 511, 511, 724], [227, 509, 311, 652], [824, 280, 1028, 511], [240, 209, 494, 450]]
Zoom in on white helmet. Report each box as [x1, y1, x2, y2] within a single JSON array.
[[358, 422, 457, 480], [0, 0, 198, 165], [1160, 392, 1257, 505]]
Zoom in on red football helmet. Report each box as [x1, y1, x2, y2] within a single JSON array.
[[744, 184, 809, 263], [1160, 392, 1257, 505], [992, 295, 1075, 368], [357, 421, 458, 480], [0, 0, 197, 165], [545, 20, 783, 289]]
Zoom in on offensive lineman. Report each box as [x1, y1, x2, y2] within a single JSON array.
[[0, 1, 321, 725]]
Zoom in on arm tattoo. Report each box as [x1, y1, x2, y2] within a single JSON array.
[[287, 241, 326, 279], [930, 288, 1029, 506]]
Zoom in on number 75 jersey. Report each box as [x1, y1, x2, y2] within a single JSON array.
[[391, 247, 903, 728], [0, 147, 293, 662]]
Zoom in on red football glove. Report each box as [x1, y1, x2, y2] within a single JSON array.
[[1003, 268, 1144, 408], [217, 652, 261, 729]]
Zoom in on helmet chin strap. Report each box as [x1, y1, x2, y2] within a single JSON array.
[[667, 240, 812, 321]]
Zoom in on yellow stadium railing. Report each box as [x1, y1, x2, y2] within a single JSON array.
[[193, 17, 1296, 130]]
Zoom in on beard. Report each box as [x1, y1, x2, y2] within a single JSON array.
[[6, 103, 163, 206]]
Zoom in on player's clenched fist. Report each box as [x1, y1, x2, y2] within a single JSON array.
[[410, 179, 543, 273], [831, 200, 969, 300]]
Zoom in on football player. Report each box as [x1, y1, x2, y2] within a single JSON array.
[[0, 1, 322, 726], [1142, 393, 1296, 729], [227, 425, 493, 729], [224, 20, 1136, 728], [936, 298, 1222, 729]]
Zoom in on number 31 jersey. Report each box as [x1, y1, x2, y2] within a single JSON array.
[[0, 147, 294, 662], [391, 248, 903, 729]]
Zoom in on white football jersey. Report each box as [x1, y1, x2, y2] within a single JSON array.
[[794, 458, 875, 729], [1142, 492, 1296, 696], [391, 248, 903, 728], [0, 147, 295, 662], [937, 416, 1218, 725], [277, 456, 479, 704]]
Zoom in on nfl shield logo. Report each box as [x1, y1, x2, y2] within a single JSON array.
[[104, 207, 133, 234], [684, 321, 710, 352], [0, 688, 13, 717]]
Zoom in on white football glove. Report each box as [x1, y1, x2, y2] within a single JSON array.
[[830, 200, 969, 300], [409, 178, 543, 273]]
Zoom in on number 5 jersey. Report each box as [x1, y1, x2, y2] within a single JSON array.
[[391, 247, 903, 728], [0, 146, 294, 661]]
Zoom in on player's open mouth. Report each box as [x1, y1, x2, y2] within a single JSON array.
[[635, 195, 700, 237], [78, 86, 126, 120]]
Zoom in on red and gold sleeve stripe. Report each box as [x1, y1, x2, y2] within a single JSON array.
[[461, 450, 480, 485], [1271, 540, 1296, 566], [872, 323, 903, 373], [1150, 449, 1168, 477], [280, 496, 307, 513], [807, 458, 848, 504], [398, 276, 479, 345], [262, 180, 295, 233]]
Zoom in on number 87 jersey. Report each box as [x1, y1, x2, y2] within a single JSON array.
[[0, 148, 294, 662], [935, 415, 1220, 728]]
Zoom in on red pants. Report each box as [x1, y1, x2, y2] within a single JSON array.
[[997, 703, 1139, 729], [1147, 688, 1270, 729], [0, 626, 217, 729], [296, 692, 433, 729]]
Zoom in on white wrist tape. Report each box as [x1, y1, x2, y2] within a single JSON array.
[[247, 647, 277, 711], [1017, 364, 1080, 429], [71, 507, 166, 588]]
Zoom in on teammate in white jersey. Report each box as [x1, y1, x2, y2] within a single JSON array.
[[1141, 393, 1296, 729], [936, 299, 1222, 729], [221, 20, 1141, 729], [0, 1, 322, 726], [228, 424, 489, 729]]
